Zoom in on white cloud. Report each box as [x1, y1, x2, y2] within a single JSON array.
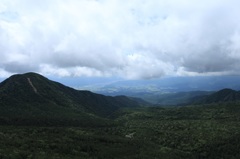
[[0, 0, 240, 79], [119, 53, 173, 79]]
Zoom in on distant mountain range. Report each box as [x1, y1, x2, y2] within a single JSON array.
[[0, 72, 140, 126], [160, 88, 240, 106], [87, 76, 240, 104], [191, 88, 240, 104], [88, 76, 240, 92], [149, 89, 240, 106]]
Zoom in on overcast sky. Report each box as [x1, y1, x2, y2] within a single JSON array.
[[1, 0, 240, 79]]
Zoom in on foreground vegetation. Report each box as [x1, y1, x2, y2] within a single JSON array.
[[1, 102, 240, 158]]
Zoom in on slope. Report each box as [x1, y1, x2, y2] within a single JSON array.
[[0, 72, 139, 126], [191, 88, 240, 104], [156, 91, 213, 105]]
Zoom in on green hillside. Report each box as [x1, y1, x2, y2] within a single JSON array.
[[156, 91, 212, 105], [191, 88, 240, 104], [0, 72, 139, 126], [1, 102, 240, 158]]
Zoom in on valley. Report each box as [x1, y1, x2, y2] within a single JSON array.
[[83, 76, 240, 105]]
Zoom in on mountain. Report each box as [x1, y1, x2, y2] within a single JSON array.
[[86, 76, 240, 94], [85, 76, 240, 104], [129, 97, 152, 106], [191, 88, 240, 104], [156, 91, 213, 106], [0, 72, 140, 126]]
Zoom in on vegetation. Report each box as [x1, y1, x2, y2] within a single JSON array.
[[1, 73, 240, 158], [1, 102, 240, 158], [0, 73, 139, 126], [194, 88, 240, 104]]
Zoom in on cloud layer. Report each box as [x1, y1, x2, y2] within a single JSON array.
[[1, 0, 240, 79]]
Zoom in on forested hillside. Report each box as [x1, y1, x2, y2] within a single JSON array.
[[0, 73, 240, 158], [0, 72, 139, 126]]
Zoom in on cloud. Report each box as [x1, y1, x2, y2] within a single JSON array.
[[0, 0, 240, 79]]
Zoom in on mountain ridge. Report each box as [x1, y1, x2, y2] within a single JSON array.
[[0, 72, 140, 126], [190, 88, 240, 104]]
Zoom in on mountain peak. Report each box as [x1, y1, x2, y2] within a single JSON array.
[[0, 72, 49, 95], [217, 88, 236, 93], [0, 72, 140, 126], [198, 88, 240, 104], [1, 72, 45, 85], [10, 72, 47, 80]]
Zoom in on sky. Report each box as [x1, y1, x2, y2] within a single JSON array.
[[1, 0, 240, 80]]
